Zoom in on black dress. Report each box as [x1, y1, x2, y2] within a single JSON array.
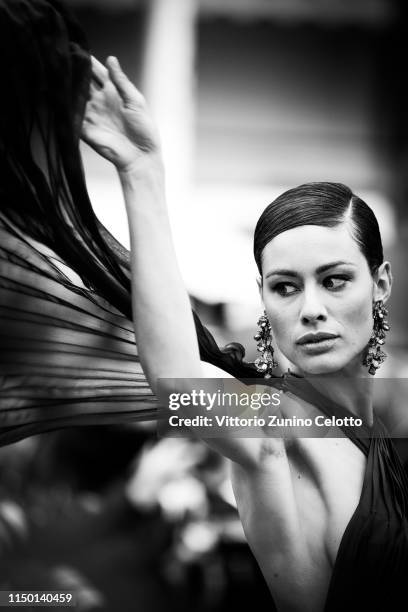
[[325, 425, 408, 611], [2, 220, 408, 612], [279, 376, 408, 612]]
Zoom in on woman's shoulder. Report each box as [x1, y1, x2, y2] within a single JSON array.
[[200, 361, 234, 378]]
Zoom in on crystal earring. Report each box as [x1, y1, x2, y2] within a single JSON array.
[[254, 311, 278, 378], [363, 300, 390, 375]]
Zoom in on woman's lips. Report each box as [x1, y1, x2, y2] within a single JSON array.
[[296, 333, 339, 354]]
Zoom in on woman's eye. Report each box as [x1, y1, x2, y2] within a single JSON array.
[[323, 276, 348, 290], [272, 282, 299, 296]]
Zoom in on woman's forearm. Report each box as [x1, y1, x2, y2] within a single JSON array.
[[118, 159, 202, 394], [82, 56, 266, 467]]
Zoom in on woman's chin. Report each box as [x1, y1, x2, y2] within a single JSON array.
[[295, 354, 348, 376], [283, 347, 367, 376]]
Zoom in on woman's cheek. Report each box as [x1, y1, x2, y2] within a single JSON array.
[[339, 293, 374, 351], [268, 309, 296, 355], [344, 287, 373, 324]]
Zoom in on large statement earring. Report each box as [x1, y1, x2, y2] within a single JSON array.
[[254, 311, 278, 378], [363, 300, 389, 375]]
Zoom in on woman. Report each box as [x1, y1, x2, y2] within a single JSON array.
[[80, 59, 408, 612], [1, 1, 407, 611]]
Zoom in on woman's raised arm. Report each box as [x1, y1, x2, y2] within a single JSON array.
[[81, 57, 270, 467], [82, 56, 201, 387]]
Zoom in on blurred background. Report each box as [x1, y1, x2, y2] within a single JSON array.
[[3, 0, 408, 610], [75, 0, 408, 359]]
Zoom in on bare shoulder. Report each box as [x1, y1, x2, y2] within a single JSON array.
[[199, 360, 234, 378], [197, 360, 287, 469]]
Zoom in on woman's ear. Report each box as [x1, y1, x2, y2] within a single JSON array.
[[373, 261, 393, 303]]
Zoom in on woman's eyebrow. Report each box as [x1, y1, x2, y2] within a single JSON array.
[[315, 261, 357, 274], [265, 261, 356, 279], [265, 269, 298, 279]]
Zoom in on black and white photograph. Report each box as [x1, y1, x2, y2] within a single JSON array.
[[1, 1, 408, 611]]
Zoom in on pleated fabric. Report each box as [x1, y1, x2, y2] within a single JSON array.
[[0, 213, 259, 448], [0, 0, 256, 445], [0, 215, 160, 445]]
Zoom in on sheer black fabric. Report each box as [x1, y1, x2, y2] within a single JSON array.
[[0, 0, 256, 445], [0, 214, 255, 446]]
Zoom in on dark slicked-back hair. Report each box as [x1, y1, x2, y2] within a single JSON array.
[[254, 182, 383, 277]]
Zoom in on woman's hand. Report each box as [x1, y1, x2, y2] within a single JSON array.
[[81, 56, 161, 174]]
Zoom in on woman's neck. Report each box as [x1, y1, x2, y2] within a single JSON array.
[[298, 358, 374, 425]]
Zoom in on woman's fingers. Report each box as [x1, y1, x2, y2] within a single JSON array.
[[90, 76, 104, 92], [89, 81, 102, 97], [91, 55, 144, 107], [106, 56, 143, 105], [81, 54, 160, 165], [91, 55, 109, 86]]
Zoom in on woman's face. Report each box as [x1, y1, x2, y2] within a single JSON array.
[[260, 222, 391, 375]]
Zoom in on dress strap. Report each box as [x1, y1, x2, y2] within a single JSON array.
[[278, 374, 378, 456]]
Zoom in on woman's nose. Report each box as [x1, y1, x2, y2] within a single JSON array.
[[299, 289, 327, 324]]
